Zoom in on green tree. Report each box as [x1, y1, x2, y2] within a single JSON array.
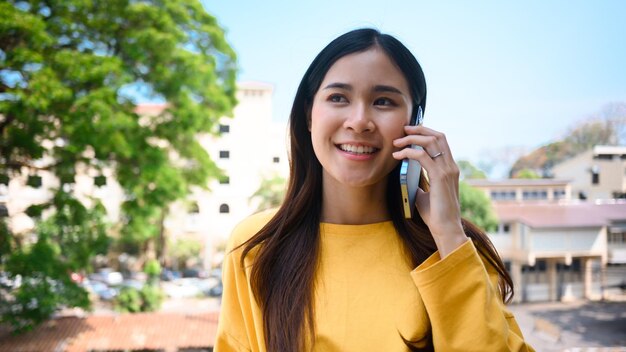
[[1, 195, 110, 332], [250, 175, 287, 211], [1, 0, 236, 331], [459, 181, 498, 232], [457, 160, 487, 180], [114, 259, 164, 313], [513, 168, 541, 179], [168, 237, 202, 269]]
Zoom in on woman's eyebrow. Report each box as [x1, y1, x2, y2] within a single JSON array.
[[373, 85, 403, 95], [322, 83, 404, 95], [322, 82, 352, 90]]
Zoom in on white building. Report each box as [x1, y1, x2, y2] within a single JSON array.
[[551, 145, 626, 200], [165, 81, 289, 267]]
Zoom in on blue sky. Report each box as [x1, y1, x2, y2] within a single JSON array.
[[201, 1, 626, 177]]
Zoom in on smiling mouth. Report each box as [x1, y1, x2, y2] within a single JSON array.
[[337, 144, 379, 155]]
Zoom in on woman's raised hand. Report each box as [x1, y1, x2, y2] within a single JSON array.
[[393, 125, 468, 257]]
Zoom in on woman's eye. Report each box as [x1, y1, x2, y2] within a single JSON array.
[[328, 94, 347, 103], [374, 97, 395, 106]]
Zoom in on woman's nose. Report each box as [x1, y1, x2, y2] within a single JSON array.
[[343, 105, 375, 133]]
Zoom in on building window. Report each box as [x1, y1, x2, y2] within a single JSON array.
[[522, 189, 548, 200], [219, 203, 230, 214], [94, 175, 107, 187], [244, 90, 262, 97], [591, 172, 599, 185], [219, 150, 230, 159], [186, 202, 201, 231], [188, 202, 200, 214], [219, 176, 230, 184], [496, 222, 511, 234], [273, 157, 280, 163], [595, 154, 613, 160], [608, 232, 626, 244], [613, 191, 626, 199], [219, 124, 230, 133], [27, 175, 43, 188], [553, 189, 566, 200], [490, 190, 516, 201], [591, 165, 600, 185], [0, 174, 9, 185]]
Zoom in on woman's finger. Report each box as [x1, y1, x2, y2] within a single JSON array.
[[398, 125, 452, 162], [392, 146, 442, 179]]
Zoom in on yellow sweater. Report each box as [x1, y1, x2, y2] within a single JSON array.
[[215, 210, 534, 351]]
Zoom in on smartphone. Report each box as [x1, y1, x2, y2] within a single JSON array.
[[399, 106, 424, 219]]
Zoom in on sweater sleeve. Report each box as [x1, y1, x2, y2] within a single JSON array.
[[410, 240, 535, 352], [214, 210, 278, 352], [214, 245, 252, 352]]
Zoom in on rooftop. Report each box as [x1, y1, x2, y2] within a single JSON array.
[[593, 145, 626, 156], [133, 103, 168, 115], [237, 80, 274, 91], [0, 312, 218, 352], [494, 201, 626, 228], [466, 178, 571, 187]]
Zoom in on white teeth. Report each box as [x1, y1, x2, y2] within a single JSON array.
[[339, 144, 375, 154]]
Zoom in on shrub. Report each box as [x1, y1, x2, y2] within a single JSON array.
[[114, 285, 165, 313]]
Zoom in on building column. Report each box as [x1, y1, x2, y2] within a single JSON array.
[[547, 259, 558, 302], [511, 261, 523, 303], [601, 260, 608, 300], [583, 257, 593, 300]]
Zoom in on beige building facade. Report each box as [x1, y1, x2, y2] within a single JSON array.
[[169, 81, 289, 268], [551, 145, 626, 200], [468, 177, 626, 303]]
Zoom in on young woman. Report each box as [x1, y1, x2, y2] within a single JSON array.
[[215, 28, 534, 352]]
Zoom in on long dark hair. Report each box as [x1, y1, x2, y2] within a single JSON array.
[[240, 28, 513, 351]]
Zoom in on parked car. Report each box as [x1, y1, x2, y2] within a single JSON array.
[[120, 279, 144, 290], [162, 278, 202, 298], [182, 268, 208, 279], [160, 269, 182, 281], [89, 268, 123, 286], [83, 280, 117, 301], [209, 268, 222, 279], [206, 280, 223, 297]]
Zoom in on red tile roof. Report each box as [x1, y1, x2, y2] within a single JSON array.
[[466, 178, 571, 187], [0, 312, 219, 352], [494, 201, 626, 228], [133, 103, 168, 115]]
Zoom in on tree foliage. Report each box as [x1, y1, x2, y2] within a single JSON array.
[[114, 259, 164, 313], [250, 174, 287, 211], [457, 160, 487, 180], [1, 0, 236, 332], [459, 181, 498, 232], [168, 237, 202, 269], [1, 197, 109, 332], [509, 102, 626, 177], [512, 168, 541, 179]]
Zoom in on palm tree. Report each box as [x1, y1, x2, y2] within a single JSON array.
[[250, 175, 287, 211]]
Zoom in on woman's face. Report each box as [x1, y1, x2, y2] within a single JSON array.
[[310, 48, 413, 189]]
